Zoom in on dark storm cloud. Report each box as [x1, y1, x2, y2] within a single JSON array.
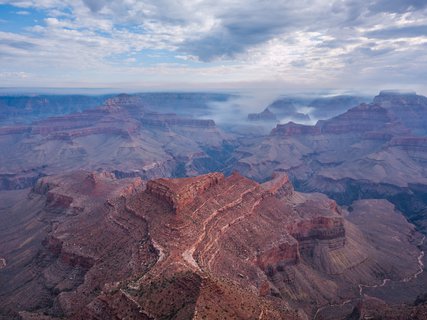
[[366, 25, 427, 39]]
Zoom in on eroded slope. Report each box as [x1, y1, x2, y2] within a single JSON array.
[[1, 171, 424, 319]]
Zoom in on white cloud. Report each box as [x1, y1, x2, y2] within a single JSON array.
[[0, 0, 426, 92], [0, 71, 30, 78]]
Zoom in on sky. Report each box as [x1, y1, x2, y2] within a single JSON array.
[[0, 0, 426, 94]]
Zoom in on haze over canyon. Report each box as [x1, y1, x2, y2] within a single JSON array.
[[0, 90, 426, 320], [1, 0, 427, 319]]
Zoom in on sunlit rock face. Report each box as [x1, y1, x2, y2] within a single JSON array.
[[0, 171, 423, 319]]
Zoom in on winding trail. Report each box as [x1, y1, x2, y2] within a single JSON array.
[[313, 235, 426, 320]]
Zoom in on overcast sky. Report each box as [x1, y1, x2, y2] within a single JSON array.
[[0, 0, 426, 94]]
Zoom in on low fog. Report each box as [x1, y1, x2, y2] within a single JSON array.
[[201, 91, 370, 134]]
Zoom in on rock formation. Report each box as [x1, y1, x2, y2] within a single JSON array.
[[0, 171, 424, 319], [271, 121, 320, 136], [0, 97, 229, 191], [1, 90, 427, 319], [146, 172, 224, 213], [248, 108, 278, 122], [234, 91, 427, 234]]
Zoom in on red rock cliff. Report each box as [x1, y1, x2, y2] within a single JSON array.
[[146, 172, 224, 214]]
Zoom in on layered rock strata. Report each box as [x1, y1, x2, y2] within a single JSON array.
[[0, 171, 424, 319]]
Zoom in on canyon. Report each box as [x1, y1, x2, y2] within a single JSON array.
[[0, 94, 231, 190], [0, 171, 425, 319], [235, 91, 427, 233], [1, 90, 427, 319]]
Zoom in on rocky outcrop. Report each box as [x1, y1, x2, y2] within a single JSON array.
[[256, 238, 300, 272], [42, 236, 94, 270], [317, 103, 391, 134], [261, 172, 294, 199], [0, 171, 155, 319], [248, 108, 278, 122], [146, 172, 224, 213], [271, 121, 320, 136], [373, 91, 427, 135], [373, 90, 425, 107], [1, 171, 425, 319], [289, 216, 345, 243], [0, 172, 45, 190], [33, 176, 58, 195], [46, 191, 74, 209], [250, 98, 312, 124]]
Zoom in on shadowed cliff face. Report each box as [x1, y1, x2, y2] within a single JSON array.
[[234, 91, 427, 233], [0, 171, 424, 319], [0, 94, 234, 190]]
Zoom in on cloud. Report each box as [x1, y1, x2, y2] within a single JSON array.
[[0, 71, 30, 78], [180, 11, 291, 61], [178, 1, 347, 61], [368, 0, 427, 14], [366, 25, 427, 39], [82, 0, 105, 13], [354, 46, 394, 57], [0, 0, 426, 92], [0, 38, 37, 49]]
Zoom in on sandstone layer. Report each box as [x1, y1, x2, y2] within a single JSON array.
[[0, 171, 424, 319]]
